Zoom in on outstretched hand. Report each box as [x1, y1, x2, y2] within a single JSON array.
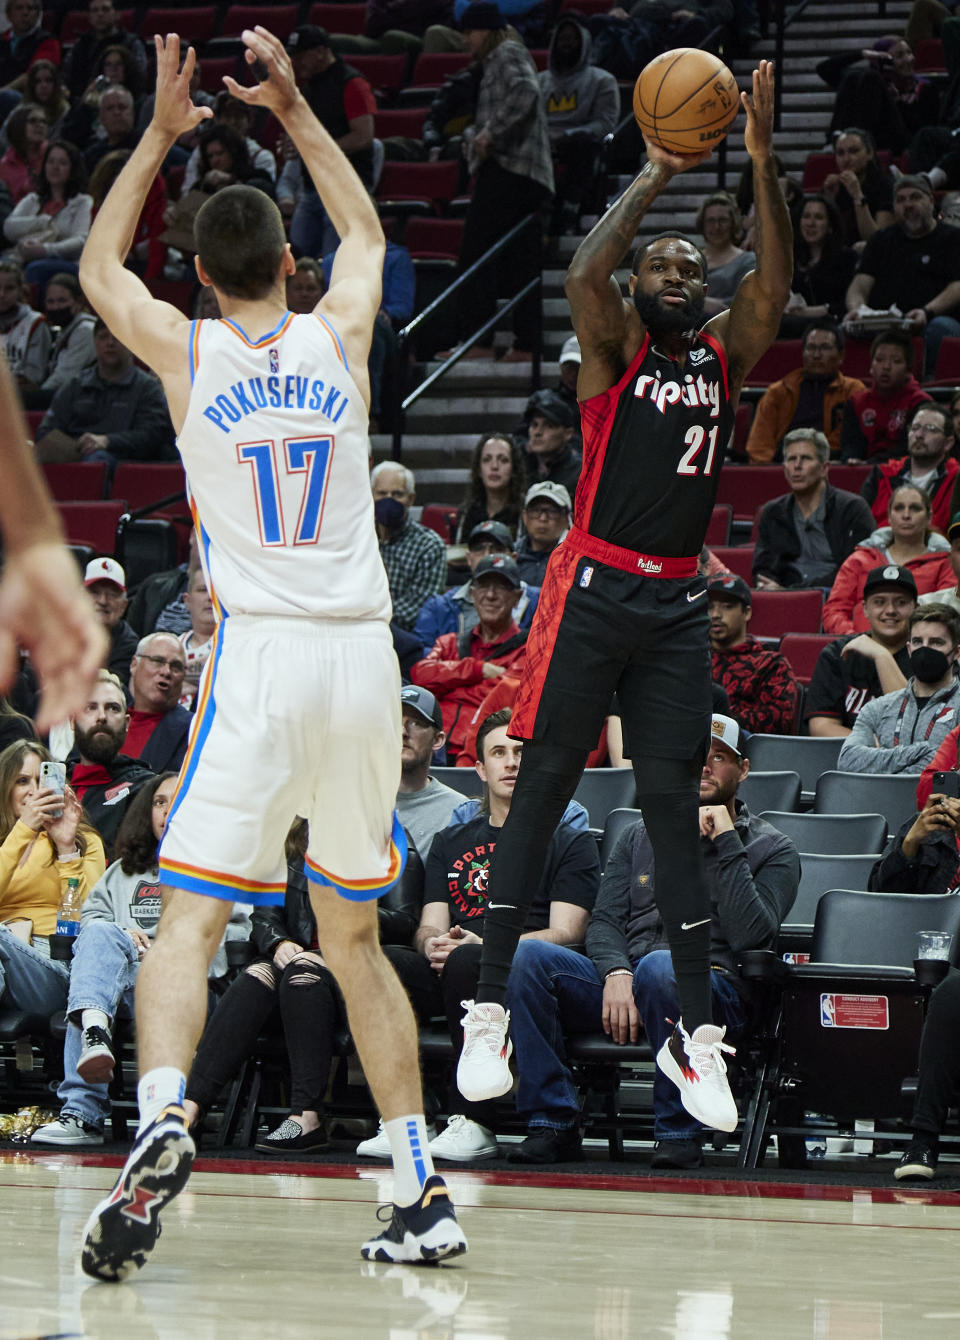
[[642, 134, 713, 176], [742, 59, 775, 160], [151, 34, 214, 139], [223, 27, 300, 117]]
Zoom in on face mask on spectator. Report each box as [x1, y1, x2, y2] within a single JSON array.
[[374, 496, 405, 531], [910, 646, 950, 683]]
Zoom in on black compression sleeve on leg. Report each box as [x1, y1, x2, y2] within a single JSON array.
[[476, 738, 589, 1006], [633, 753, 713, 1033]]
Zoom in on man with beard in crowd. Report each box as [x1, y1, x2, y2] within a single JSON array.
[[455, 63, 794, 1142], [69, 668, 155, 857]]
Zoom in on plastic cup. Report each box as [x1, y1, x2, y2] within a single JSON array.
[[917, 931, 952, 961]]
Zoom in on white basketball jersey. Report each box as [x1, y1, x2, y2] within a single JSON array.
[[177, 311, 391, 621]]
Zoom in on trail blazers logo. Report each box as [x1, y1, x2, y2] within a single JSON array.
[[447, 842, 496, 918]]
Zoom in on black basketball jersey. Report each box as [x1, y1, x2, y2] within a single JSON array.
[[575, 330, 734, 556]]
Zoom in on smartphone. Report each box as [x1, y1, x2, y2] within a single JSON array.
[[932, 771, 960, 800], [39, 761, 66, 818]]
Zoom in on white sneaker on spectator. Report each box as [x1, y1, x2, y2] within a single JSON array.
[[356, 1118, 438, 1159], [32, 1113, 104, 1146], [428, 1114, 498, 1162], [656, 1020, 738, 1133], [456, 1000, 513, 1102]]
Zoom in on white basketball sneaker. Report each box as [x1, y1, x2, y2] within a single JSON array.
[[456, 1000, 513, 1103], [656, 1020, 738, 1133]]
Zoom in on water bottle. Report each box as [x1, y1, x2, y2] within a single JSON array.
[[56, 877, 82, 938]]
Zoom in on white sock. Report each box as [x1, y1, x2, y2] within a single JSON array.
[[81, 1009, 110, 1033], [384, 1114, 435, 1206], [137, 1067, 186, 1129]]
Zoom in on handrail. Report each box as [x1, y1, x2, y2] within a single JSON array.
[[389, 210, 543, 460]]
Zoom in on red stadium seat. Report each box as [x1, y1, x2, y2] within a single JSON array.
[[196, 54, 239, 94], [60, 8, 133, 42], [704, 503, 732, 546], [404, 216, 464, 259], [710, 544, 754, 583], [714, 466, 787, 524], [56, 502, 127, 555], [779, 632, 836, 685], [216, 5, 299, 41], [744, 341, 802, 386], [111, 463, 187, 511], [376, 161, 460, 216], [374, 107, 429, 140], [827, 463, 870, 494], [42, 462, 108, 502], [842, 336, 923, 380], [801, 151, 836, 192], [932, 337, 960, 382], [420, 504, 458, 541], [748, 589, 823, 638], [146, 278, 195, 315], [914, 38, 946, 72], [140, 7, 216, 46], [405, 52, 471, 91], [307, 4, 367, 35], [731, 401, 752, 455], [347, 54, 407, 97]]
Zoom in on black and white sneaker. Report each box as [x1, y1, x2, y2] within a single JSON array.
[[80, 1104, 195, 1281], [894, 1139, 938, 1181], [77, 1025, 116, 1084], [360, 1174, 467, 1264]]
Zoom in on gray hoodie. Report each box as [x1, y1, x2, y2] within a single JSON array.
[[838, 677, 960, 774], [538, 17, 620, 143]]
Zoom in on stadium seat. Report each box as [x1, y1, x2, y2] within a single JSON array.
[[117, 518, 181, 590], [737, 770, 801, 814], [787, 851, 879, 935], [308, 3, 367, 34], [714, 466, 787, 524], [778, 632, 835, 685], [41, 462, 108, 502], [56, 501, 127, 555], [374, 107, 429, 141], [913, 37, 946, 72], [196, 55, 239, 94], [599, 807, 642, 868], [825, 464, 870, 495], [347, 54, 407, 98], [428, 765, 483, 797], [931, 337, 960, 383], [404, 217, 464, 260], [842, 336, 923, 381], [60, 8, 134, 42], [759, 810, 888, 856], [140, 8, 217, 46], [747, 734, 842, 799], [404, 51, 472, 92], [420, 504, 457, 541], [215, 5, 299, 42], [800, 151, 836, 192], [146, 278, 195, 315], [814, 771, 922, 833], [710, 544, 753, 583], [111, 462, 187, 511], [705, 503, 732, 546], [743, 341, 802, 386], [571, 768, 637, 830], [731, 401, 752, 456], [376, 161, 461, 217], [747, 589, 823, 637]]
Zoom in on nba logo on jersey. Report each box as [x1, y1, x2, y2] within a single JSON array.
[[269, 347, 280, 374], [580, 566, 593, 588]]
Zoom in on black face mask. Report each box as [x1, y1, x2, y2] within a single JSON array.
[[910, 645, 952, 684], [374, 496, 405, 531]]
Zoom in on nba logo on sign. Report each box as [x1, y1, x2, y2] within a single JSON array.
[[269, 348, 280, 374]]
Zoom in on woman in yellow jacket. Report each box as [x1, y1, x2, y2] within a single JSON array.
[[0, 741, 105, 1016]]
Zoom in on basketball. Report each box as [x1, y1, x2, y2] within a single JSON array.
[[633, 48, 740, 155]]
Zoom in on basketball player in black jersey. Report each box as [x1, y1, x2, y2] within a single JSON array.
[[457, 62, 793, 1133]]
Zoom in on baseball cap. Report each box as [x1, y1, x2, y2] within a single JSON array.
[[559, 335, 581, 365], [401, 684, 442, 730], [84, 557, 126, 592], [286, 25, 330, 53], [459, 2, 504, 30], [863, 563, 919, 598], [468, 520, 514, 550], [471, 555, 522, 588], [948, 512, 960, 542], [706, 573, 751, 607], [524, 480, 572, 512], [709, 714, 745, 758], [524, 388, 576, 429]]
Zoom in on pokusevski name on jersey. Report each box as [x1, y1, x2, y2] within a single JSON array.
[[634, 362, 721, 418], [201, 373, 350, 433]]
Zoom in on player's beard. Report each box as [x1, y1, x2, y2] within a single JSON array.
[[633, 287, 705, 335]]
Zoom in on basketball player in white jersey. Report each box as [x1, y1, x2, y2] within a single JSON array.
[[77, 27, 465, 1279]]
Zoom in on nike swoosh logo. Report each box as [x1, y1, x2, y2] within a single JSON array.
[[487, 903, 515, 910], [680, 917, 711, 931], [686, 589, 706, 603]]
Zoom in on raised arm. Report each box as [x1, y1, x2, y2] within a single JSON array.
[[223, 27, 384, 380], [707, 62, 793, 395], [79, 36, 212, 391]]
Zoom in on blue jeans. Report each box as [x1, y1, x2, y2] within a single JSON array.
[[289, 188, 339, 260], [58, 920, 140, 1130], [507, 941, 746, 1141], [0, 926, 69, 1014]]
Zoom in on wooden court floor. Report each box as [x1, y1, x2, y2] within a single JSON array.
[[2, 1150, 960, 1340]]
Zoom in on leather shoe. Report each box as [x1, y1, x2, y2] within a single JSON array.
[[508, 1125, 583, 1164]]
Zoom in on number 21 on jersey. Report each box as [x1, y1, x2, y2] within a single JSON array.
[[238, 435, 334, 547], [677, 424, 719, 476]]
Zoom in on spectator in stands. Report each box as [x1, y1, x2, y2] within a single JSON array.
[[125, 632, 191, 774], [845, 176, 960, 379], [2, 139, 92, 292], [82, 82, 140, 175], [285, 257, 325, 314], [68, 669, 155, 859], [515, 480, 571, 587], [415, 519, 540, 656], [861, 401, 958, 533], [190, 122, 275, 201], [824, 484, 954, 632], [88, 148, 167, 281], [506, 714, 798, 1168], [708, 575, 799, 734], [697, 191, 755, 319], [828, 38, 941, 158], [784, 194, 859, 331], [806, 563, 916, 736], [454, 432, 527, 543], [22, 59, 68, 136], [0, 103, 46, 204], [395, 685, 462, 861], [369, 707, 598, 1163], [0, 256, 49, 392], [371, 461, 448, 631], [34, 316, 175, 467], [82, 557, 137, 681], [557, 332, 580, 408], [0, 738, 105, 1018], [450, 3, 554, 363], [181, 93, 277, 196], [285, 25, 377, 258], [126, 531, 199, 639], [869, 789, 960, 898], [177, 567, 214, 712], [412, 557, 529, 762], [33, 270, 95, 403], [331, 1, 456, 58], [753, 429, 875, 589], [920, 511, 960, 616], [746, 321, 864, 462], [0, 0, 59, 109], [840, 329, 931, 463], [837, 602, 960, 772], [183, 818, 421, 1154], [539, 14, 619, 235], [417, 59, 481, 163], [32, 773, 248, 1147], [822, 129, 894, 247], [62, 0, 145, 102], [522, 388, 581, 497]]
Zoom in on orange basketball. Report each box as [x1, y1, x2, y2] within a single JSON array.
[[633, 48, 740, 155]]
